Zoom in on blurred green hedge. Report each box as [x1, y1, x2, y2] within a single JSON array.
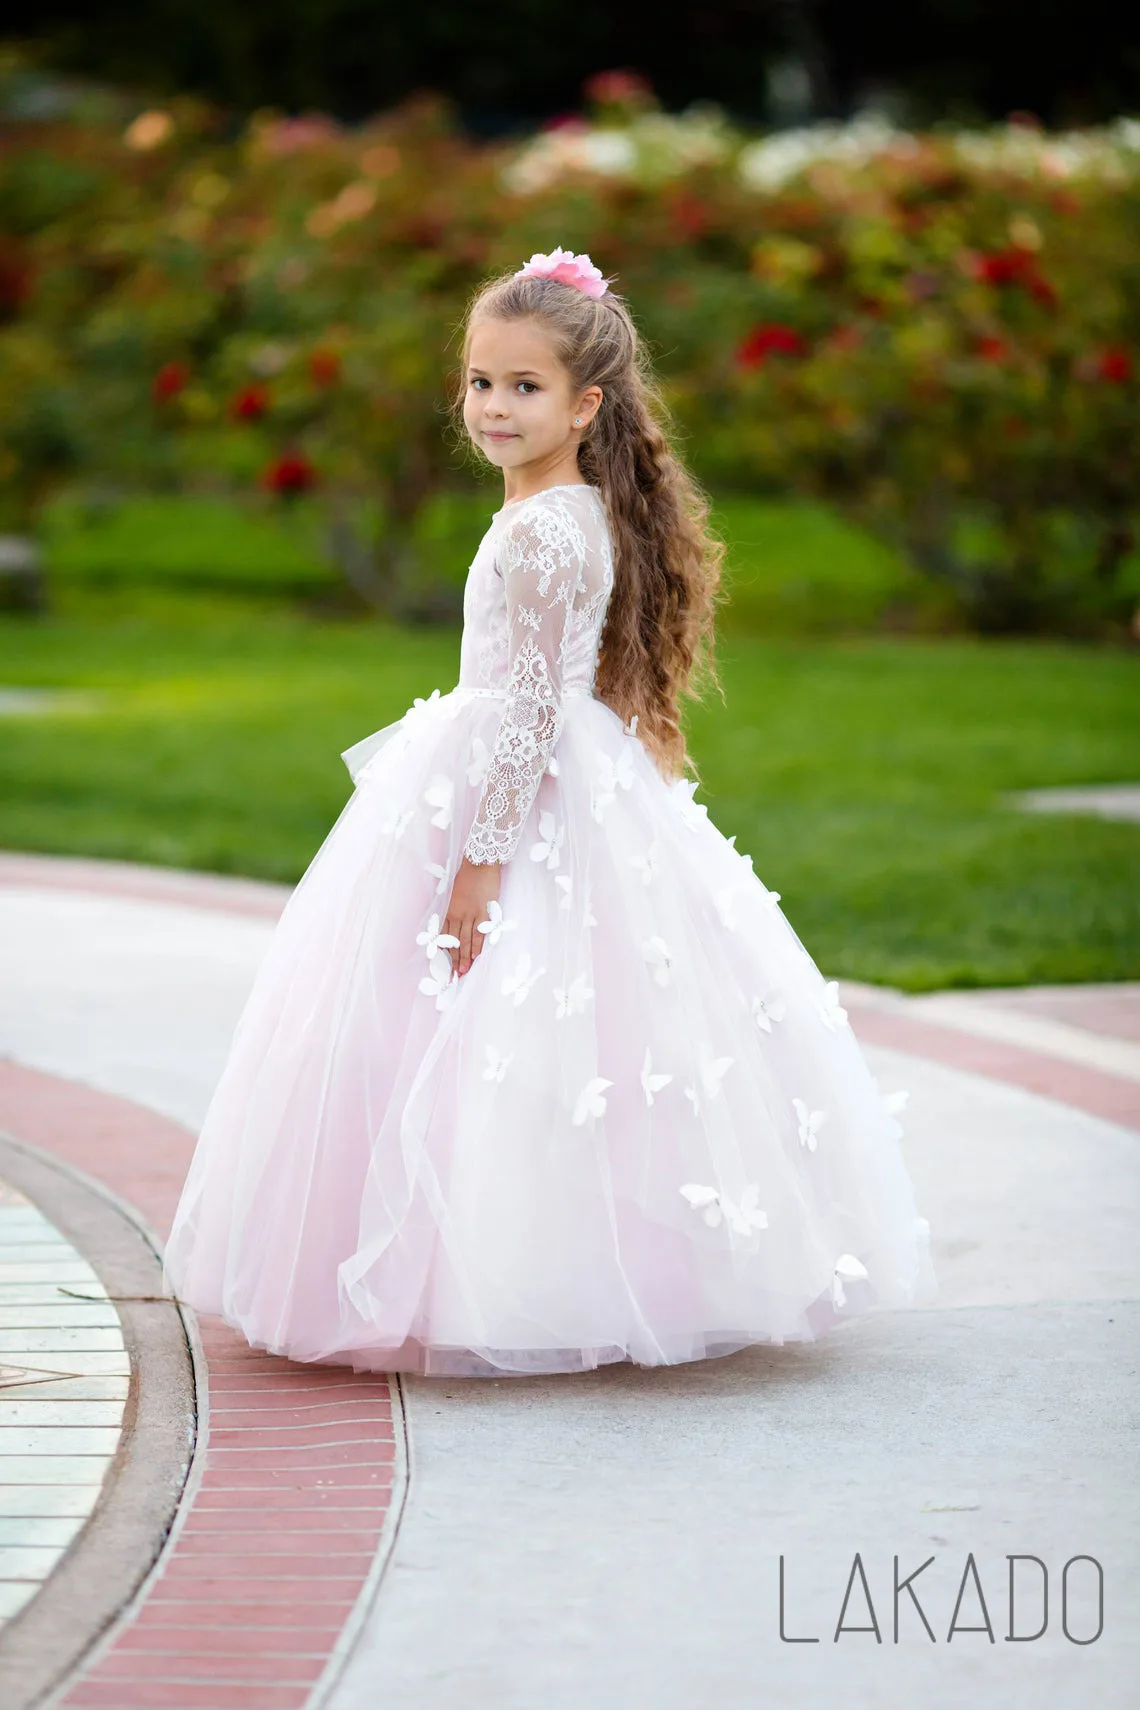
[[2, 69, 1138, 632]]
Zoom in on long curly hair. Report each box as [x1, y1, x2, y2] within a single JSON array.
[[449, 269, 727, 785]]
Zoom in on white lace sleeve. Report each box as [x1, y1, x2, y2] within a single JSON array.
[[463, 500, 587, 865]]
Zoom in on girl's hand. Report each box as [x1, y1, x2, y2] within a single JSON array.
[[444, 855, 502, 977]]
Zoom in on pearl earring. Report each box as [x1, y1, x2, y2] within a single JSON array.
[[574, 417, 582, 426]]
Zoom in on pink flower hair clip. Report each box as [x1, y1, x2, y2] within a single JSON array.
[[515, 247, 611, 299]]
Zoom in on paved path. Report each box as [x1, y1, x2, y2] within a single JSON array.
[[0, 853, 1136, 1709]]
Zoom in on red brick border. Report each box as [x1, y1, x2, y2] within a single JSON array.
[[0, 1062, 405, 1710], [844, 997, 1140, 1133]]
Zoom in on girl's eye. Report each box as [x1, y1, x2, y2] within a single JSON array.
[[469, 378, 538, 393]]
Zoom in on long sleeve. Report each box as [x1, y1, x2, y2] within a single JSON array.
[[463, 501, 587, 865]]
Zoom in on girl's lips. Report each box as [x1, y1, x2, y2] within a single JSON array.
[[483, 430, 517, 440]]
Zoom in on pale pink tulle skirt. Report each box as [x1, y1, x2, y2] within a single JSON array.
[[161, 684, 936, 1377]]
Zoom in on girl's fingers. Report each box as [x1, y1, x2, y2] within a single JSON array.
[[444, 914, 460, 977], [459, 915, 474, 975]]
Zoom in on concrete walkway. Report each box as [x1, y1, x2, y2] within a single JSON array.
[[0, 853, 1136, 1709]]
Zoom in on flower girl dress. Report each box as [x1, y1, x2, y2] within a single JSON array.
[[162, 481, 936, 1377]]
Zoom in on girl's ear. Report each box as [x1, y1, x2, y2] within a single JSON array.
[[575, 385, 604, 429]]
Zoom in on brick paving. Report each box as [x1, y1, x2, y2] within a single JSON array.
[[0, 1061, 405, 1710], [0, 853, 1135, 1706]]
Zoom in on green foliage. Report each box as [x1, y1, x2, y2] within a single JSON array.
[[1, 76, 1138, 631]]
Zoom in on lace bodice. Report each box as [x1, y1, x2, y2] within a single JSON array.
[[457, 483, 615, 865]]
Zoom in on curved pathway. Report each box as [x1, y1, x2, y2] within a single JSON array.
[[0, 852, 1135, 1710]]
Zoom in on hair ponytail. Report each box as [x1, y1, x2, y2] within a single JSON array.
[[452, 271, 727, 783]]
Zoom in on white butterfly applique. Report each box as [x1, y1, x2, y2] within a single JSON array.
[[757, 883, 782, 909], [572, 1076, 613, 1127], [697, 1040, 734, 1099], [599, 744, 636, 795], [591, 745, 635, 821], [751, 993, 787, 1033], [817, 980, 849, 1031], [672, 778, 709, 832], [640, 1046, 673, 1106], [424, 859, 450, 896], [545, 753, 560, 777], [482, 1044, 513, 1083], [501, 951, 546, 1006], [685, 1041, 734, 1113], [476, 899, 518, 949], [466, 737, 491, 787], [380, 805, 414, 839], [714, 885, 744, 930], [530, 810, 565, 870], [402, 688, 445, 738], [624, 713, 639, 739], [416, 911, 460, 961], [793, 1097, 827, 1151], [419, 950, 458, 1010], [555, 875, 596, 924], [629, 841, 660, 886], [423, 776, 454, 830], [553, 972, 594, 1019], [679, 1182, 768, 1236], [832, 1252, 869, 1307], [642, 935, 673, 988]]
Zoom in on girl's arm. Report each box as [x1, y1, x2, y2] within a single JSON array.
[[462, 502, 587, 866]]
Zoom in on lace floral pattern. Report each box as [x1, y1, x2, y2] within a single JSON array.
[[463, 488, 611, 864]]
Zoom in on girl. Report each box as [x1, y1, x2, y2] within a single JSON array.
[[162, 247, 937, 1378]]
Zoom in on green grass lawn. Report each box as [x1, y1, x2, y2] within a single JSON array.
[[1, 584, 1136, 992]]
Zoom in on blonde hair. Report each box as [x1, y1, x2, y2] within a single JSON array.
[[450, 270, 727, 783]]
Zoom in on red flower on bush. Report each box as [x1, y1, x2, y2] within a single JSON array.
[[309, 349, 341, 386], [975, 335, 1010, 363], [231, 384, 270, 421], [974, 246, 1057, 308], [976, 246, 1032, 286], [667, 193, 710, 240], [736, 323, 806, 370], [153, 361, 189, 402], [826, 324, 863, 353], [261, 451, 316, 495], [1098, 346, 1133, 383], [0, 248, 33, 317], [1026, 273, 1058, 308]]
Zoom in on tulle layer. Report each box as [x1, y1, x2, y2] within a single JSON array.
[[162, 685, 936, 1377]]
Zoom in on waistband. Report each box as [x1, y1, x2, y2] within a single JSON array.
[[453, 683, 594, 699]]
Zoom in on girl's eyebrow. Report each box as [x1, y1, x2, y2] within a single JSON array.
[[467, 367, 544, 378]]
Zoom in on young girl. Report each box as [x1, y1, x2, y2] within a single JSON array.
[[162, 247, 937, 1378]]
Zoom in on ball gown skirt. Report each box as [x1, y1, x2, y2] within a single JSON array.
[[161, 681, 938, 1378]]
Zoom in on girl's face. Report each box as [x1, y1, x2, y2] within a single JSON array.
[[463, 316, 601, 474]]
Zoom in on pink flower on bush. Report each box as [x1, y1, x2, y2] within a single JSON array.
[[515, 248, 609, 298], [153, 361, 189, 403], [231, 384, 269, 421], [736, 323, 806, 370], [582, 70, 654, 108], [261, 450, 316, 495]]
